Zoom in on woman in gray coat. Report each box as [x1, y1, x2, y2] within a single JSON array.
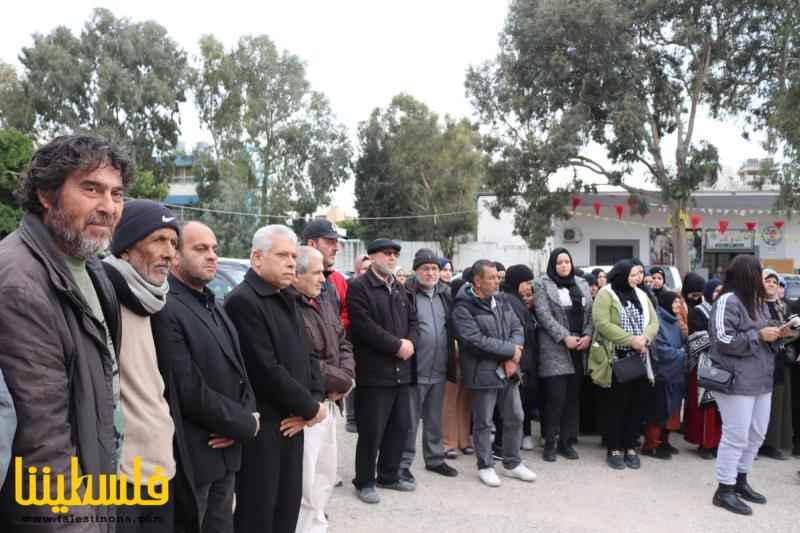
[[533, 248, 593, 462]]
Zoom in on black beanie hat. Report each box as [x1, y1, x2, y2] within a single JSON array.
[[111, 199, 181, 257], [681, 272, 706, 300], [413, 248, 439, 271], [503, 264, 534, 294], [657, 290, 680, 315]]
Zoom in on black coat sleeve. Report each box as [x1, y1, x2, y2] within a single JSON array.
[[347, 280, 403, 357], [225, 290, 319, 420], [151, 307, 258, 441]]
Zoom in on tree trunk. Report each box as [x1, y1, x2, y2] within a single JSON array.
[[670, 203, 689, 277]]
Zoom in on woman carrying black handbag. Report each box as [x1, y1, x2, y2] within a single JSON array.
[[708, 255, 793, 515], [588, 259, 659, 470]]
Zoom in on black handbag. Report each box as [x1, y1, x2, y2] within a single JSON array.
[[697, 359, 733, 393], [611, 354, 647, 383]]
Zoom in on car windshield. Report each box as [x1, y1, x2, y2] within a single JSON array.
[[784, 279, 800, 301]]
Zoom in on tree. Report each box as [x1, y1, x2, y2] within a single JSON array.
[[353, 94, 484, 257], [194, 34, 352, 222], [17, 8, 190, 174], [0, 62, 34, 132], [467, 0, 786, 273], [126, 170, 168, 201], [0, 129, 34, 236]]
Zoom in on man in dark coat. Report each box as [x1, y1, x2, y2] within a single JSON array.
[[293, 245, 356, 532], [152, 221, 259, 533], [452, 259, 535, 488], [0, 134, 130, 531], [348, 238, 420, 504], [225, 225, 327, 533]]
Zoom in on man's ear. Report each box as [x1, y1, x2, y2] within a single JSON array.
[[36, 189, 53, 211]]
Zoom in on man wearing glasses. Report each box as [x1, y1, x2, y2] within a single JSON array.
[[347, 239, 419, 504]]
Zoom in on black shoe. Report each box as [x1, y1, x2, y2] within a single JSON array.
[[758, 445, 787, 460], [607, 450, 625, 470], [641, 447, 672, 460], [698, 447, 715, 460], [624, 449, 641, 469], [713, 483, 752, 515], [444, 448, 458, 460], [460, 446, 475, 455], [735, 473, 766, 504], [426, 462, 459, 477], [660, 442, 679, 455], [557, 440, 579, 460], [543, 440, 557, 462], [399, 468, 416, 484]]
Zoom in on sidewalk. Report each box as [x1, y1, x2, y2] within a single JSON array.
[[327, 418, 799, 533]]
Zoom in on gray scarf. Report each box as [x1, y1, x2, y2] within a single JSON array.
[[103, 255, 169, 314]]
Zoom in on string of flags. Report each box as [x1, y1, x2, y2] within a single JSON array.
[[569, 196, 787, 236]]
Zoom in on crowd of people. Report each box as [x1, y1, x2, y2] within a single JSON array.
[[0, 133, 799, 533]]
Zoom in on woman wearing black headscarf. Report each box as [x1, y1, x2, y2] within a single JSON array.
[[501, 265, 539, 450], [589, 259, 659, 470], [533, 248, 593, 462]]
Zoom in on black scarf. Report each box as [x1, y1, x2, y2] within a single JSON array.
[[608, 259, 642, 312], [547, 247, 584, 334]]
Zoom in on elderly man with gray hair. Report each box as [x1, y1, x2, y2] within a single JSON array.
[[225, 225, 328, 533], [292, 246, 355, 532]]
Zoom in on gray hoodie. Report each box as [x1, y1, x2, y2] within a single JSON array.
[[709, 292, 775, 396]]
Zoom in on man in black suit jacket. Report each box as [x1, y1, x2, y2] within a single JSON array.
[[152, 221, 260, 533], [225, 225, 327, 533]]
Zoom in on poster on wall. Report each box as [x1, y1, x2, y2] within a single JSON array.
[[650, 228, 703, 270]]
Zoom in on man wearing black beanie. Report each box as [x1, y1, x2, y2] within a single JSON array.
[[103, 199, 181, 532]]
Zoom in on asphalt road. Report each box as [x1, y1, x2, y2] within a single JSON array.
[[326, 417, 800, 533]]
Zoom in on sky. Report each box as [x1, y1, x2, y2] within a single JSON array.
[[1, 1, 770, 213]]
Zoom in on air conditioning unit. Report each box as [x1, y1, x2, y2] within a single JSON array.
[[562, 227, 582, 244]]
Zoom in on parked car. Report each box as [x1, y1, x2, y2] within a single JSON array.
[[580, 265, 683, 293], [208, 258, 249, 299], [782, 274, 800, 303]]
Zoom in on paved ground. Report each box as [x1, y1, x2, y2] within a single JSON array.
[[326, 417, 800, 533]]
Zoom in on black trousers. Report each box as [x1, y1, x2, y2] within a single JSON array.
[[234, 425, 303, 533], [197, 470, 235, 533], [353, 385, 411, 488], [520, 373, 538, 437], [116, 481, 174, 533], [605, 375, 650, 451], [541, 353, 583, 442]]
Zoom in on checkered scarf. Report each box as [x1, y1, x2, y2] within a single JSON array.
[[616, 300, 645, 358]]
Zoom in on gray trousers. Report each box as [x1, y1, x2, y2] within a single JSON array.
[[472, 382, 523, 470], [400, 382, 446, 469], [714, 391, 772, 485]]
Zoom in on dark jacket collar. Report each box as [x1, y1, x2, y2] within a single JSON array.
[[244, 267, 280, 296], [19, 213, 83, 296], [169, 273, 216, 307], [366, 267, 394, 289]]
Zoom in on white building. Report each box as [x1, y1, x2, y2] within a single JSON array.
[[478, 189, 798, 275]]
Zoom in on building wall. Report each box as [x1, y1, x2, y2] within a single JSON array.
[[477, 194, 799, 272]]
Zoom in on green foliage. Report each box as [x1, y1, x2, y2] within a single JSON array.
[[353, 94, 484, 257], [0, 62, 34, 132], [194, 34, 352, 221], [126, 170, 168, 201], [467, 0, 784, 271], [0, 129, 34, 236], [17, 8, 190, 173]]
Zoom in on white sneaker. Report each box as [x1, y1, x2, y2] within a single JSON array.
[[521, 436, 535, 451], [478, 467, 501, 487], [503, 463, 537, 482]]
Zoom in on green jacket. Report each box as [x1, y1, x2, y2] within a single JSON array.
[[588, 285, 660, 387]]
